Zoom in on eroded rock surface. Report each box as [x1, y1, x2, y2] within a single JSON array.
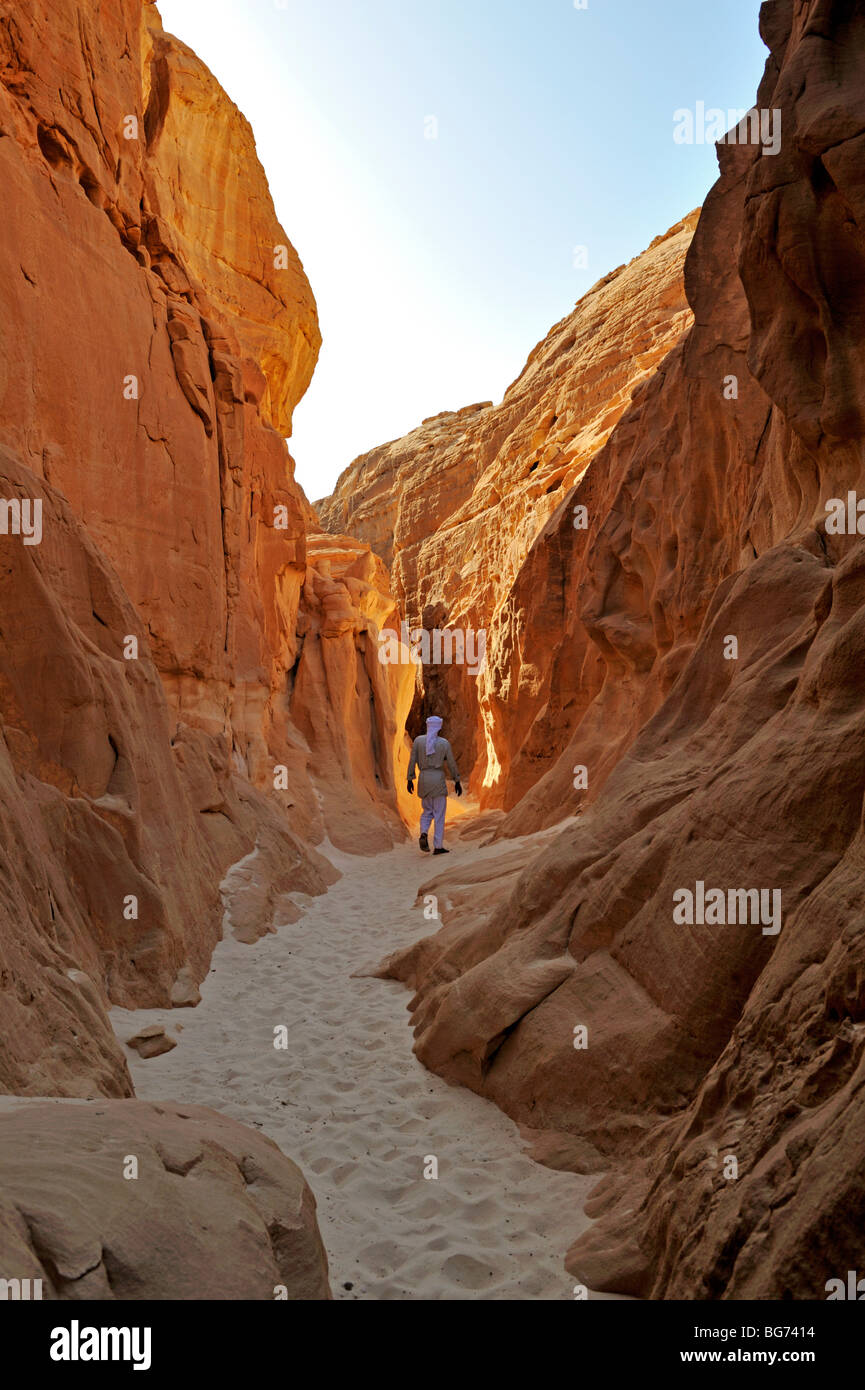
[[0, 1, 409, 1096], [0, 1098, 331, 1298]]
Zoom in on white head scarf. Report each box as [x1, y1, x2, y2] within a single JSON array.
[[425, 715, 443, 756]]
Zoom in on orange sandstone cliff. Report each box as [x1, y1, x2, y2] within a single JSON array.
[[0, 0, 410, 1100], [372, 0, 865, 1298], [317, 211, 698, 809]]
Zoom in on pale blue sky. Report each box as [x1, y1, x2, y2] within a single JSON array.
[[157, 0, 769, 498]]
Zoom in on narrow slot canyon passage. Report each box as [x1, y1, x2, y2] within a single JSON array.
[[113, 823, 604, 1300], [6, 0, 863, 1329]]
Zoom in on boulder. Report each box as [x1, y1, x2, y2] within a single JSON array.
[[0, 1098, 331, 1299]]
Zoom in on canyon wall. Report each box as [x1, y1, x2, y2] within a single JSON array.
[[317, 211, 698, 806], [0, 0, 410, 1098], [380, 0, 865, 1298]]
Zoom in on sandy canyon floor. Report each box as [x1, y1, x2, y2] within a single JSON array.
[[112, 821, 608, 1301]]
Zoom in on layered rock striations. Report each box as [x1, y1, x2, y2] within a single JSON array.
[[0, 0, 409, 1099], [379, 0, 865, 1298], [317, 212, 698, 801]]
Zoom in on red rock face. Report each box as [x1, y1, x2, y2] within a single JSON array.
[[0, 440, 337, 1097], [1, 1, 314, 748], [317, 214, 698, 800], [0, 0, 409, 1096], [380, 0, 865, 1297]]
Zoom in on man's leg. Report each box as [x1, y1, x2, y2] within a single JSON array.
[[419, 795, 434, 851], [432, 794, 447, 850]]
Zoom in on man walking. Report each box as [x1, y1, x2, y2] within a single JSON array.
[[407, 715, 462, 854]]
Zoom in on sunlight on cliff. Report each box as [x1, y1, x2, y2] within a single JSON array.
[[481, 705, 502, 788]]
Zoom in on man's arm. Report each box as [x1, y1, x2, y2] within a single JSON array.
[[443, 740, 462, 796], [444, 741, 459, 782], [407, 738, 419, 783]]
